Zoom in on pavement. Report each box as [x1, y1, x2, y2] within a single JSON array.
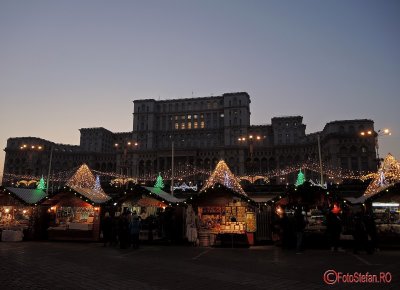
[[0, 242, 399, 290]]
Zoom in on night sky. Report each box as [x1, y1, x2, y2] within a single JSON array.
[[1, 0, 399, 179]]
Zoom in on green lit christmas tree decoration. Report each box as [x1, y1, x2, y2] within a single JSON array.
[[295, 169, 305, 187], [37, 176, 46, 191], [154, 173, 164, 189]]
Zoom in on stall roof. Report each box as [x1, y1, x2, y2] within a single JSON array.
[[144, 187, 185, 203], [69, 186, 111, 204], [6, 187, 47, 204], [344, 196, 368, 205], [251, 196, 275, 203]]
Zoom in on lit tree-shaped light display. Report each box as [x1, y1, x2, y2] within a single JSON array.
[[200, 160, 246, 196], [67, 164, 96, 189], [363, 154, 400, 196], [66, 164, 110, 202], [154, 173, 164, 189], [37, 176, 46, 191], [295, 169, 305, 187]]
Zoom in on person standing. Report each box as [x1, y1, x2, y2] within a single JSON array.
[[326, 210, 342, 252], [294, 208, 306, 254], [353, 212, 368, 254], [129, 211, 141, 249], [101, 212, 112, 247]]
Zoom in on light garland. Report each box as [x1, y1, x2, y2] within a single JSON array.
[[16, 179, 38, 187], [200, 160, 246, 196], [3, 159, 377, 185]]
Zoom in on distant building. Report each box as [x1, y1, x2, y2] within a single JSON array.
[[2, 92, 377, 185]]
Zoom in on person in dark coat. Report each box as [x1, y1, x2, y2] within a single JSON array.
[[129, 212, 141, 249], [353, 212, 368, 254], [118, 212, 130, 249], [294, 208, 306, 253], [326, 210, 342, 252], [280, 210, 291, 249], [364, 211, 377, 254], [101, 212, 113, 247], [111, 213, 119, 247]]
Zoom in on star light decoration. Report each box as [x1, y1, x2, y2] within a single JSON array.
[[200, 160, 247, 196], [363, 154, 400, 196]]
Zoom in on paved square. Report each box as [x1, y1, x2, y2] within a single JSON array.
[[0, 242, 399, 289]]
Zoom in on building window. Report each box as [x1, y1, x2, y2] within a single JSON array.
[[194, 114, 198, 119], [187, 122, 192, 129], [187, 115, 191, 120], [194, 122, 198, 129], [175, 116, 178, 120], [200, 121, 205, 128], [175, 123, 179, 130], [181, 115, 185, 120], [181, 123, 185, 129]]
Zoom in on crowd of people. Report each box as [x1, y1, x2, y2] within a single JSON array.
[[275, 205, 378, 254], [100, 210, 142, 249]]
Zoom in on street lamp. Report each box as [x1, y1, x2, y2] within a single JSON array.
[[360, 128, 391, 168]]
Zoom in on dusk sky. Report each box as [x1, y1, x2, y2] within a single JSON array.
[[1, 0, 399, 179]]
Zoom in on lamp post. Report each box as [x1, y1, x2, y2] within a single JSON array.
[[317, 134, 323, 186], [238, 135, 263, 181], [46, 146, 54, 195], [115, 141, 138, 176], [19, 143, 54, 193], [171, 140, 174, 196], [360, 128, 391, 169]]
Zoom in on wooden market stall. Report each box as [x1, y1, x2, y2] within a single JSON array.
[[113, 185, 185, 241], [345, 154, 400, 244], [272, 180, 348, 249], [188, 160, 257, 247], [42, 164, 111, 241], [0, 186, 47, 241]]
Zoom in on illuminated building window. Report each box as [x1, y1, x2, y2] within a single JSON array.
[[175, 116, 178, 120], [194, 122, 198, 129], [200, 114, 204, 119], [181, 123, 185, 129], [187, 122, 192, 129], [194, 114, 198, 119], [175, 123, 179, 130], [187, 115, 191, 119], [181, 115, 185, 120], [200, 121, 205, 128]]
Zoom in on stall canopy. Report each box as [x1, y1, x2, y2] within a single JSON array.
[[63, 164, 111, 204], [4, 187, 47, 205], [144, 187, 185, 204]]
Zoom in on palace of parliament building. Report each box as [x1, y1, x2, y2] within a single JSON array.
[[3, 92, 377, 184]]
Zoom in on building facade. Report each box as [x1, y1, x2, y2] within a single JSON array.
[[2, 92, 377, 185]]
